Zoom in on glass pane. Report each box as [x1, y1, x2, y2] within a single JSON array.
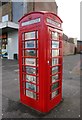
[[26, 66, 36, 74], [52, 41, 59, 48], [25, 50, 36, 57], [52, 58, 59, 66], [52, 66, 59, 75], [25, 31, 35, 40], [26, 82, 36, 92], [26, 75, 36, 83], [52, 50, 59, 57], [37, 31, 38, 39], [26, 90, 36, 99], [25, 41, 36, 48], [52, 32, 59, 40], [51, 90, 59, 98], [25, 58, 36, 66], [22, 49, 25, 56], [22, 42, 25, 50], [52, 82, 59, 91], [52, 74, 59, 83], [22, 58, 25, 64]]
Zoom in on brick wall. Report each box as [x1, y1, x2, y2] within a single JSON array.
[[27, 2, 34, 13], [63, 33, 69, 41], [0, 2, 12, 21], [27, 2, 58, 14], [63, 41, 75, 55], [34, 2, 58, 14], [0, 2, 58, 22]]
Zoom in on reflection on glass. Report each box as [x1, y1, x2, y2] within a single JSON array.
[[22, 58, 24, 64], [52, 58, 58, 66], [52, 32, 59, 40], [37, 40, 38, 48], [52, 82, 59, 91], [22, 74, 25, 80], [22, 33, 24, 40], [22, 50, 25, 56], [52, 41, 59, 48], [37, 31, 38, 39], [52, 66, 59, 75], [25, 50, 36, 57], [25, 58, 36, 66], [26, 66, 36, 74], [22, 66, 25, 72], [23, 83, 26, 91], [51, 90, 59, 98], [26, 75, 36, 83], [25, 41, 36, 48], [22, 42, 25, 49], [26, 90, 36, 99], [52, 74, 59, 83], [26, 82, 36, 92], [52, 50, 59, 57], [25, 31, 35, 40]]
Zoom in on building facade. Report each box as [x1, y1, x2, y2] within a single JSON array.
[[0, 1, 58, 59], [77, 40, 82, 53], [0, 2, 22, 59]]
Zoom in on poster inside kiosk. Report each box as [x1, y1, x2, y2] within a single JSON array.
[[23, 31, 38, 99], [25, 58, 36, 66], [24, 29, 60, 99], [26, 75, 36, 83], [25, 50, 36, 57]]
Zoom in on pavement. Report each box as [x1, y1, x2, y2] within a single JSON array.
[[1, 54, 80, 118]]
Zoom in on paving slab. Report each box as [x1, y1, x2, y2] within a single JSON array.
[[1, 54, 80, 118]]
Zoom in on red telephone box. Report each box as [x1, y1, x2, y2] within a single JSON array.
[[18, 11, 63, 113]]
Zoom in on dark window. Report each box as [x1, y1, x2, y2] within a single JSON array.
[[2, 2, 8, 5]]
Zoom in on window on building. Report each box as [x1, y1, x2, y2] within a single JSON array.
[[0, 34, 8, 57], [2, 2, 8, 5], [2, 14, 8, 22]]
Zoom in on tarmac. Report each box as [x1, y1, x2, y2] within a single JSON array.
[[1, 54, 80, 118]]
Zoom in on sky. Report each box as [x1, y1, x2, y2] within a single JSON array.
[[10, 0, 81, 40], [56, 0, 81, 40]]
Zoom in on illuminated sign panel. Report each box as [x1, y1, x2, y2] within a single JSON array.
[[47, 18, 61, 27], [22, 18, 40, 26]]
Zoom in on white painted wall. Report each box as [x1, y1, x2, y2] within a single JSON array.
[[7, 30, 18, 59]]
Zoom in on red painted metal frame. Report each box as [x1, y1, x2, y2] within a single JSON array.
[[18, 11, 63, 113]]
